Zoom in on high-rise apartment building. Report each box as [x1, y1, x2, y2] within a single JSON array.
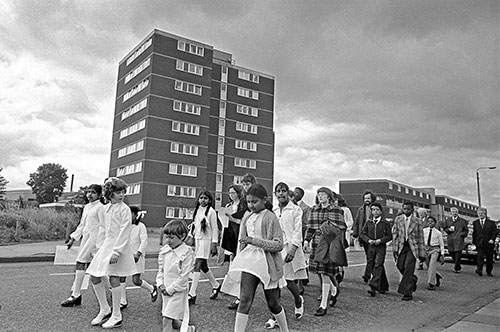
[[109, 29, 275, 227]]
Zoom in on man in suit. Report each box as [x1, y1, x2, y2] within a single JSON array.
[[472, 207, 498, 277], [443, 207, 469, 273], [392, 201, 425, 301], [353, 190, 377, 282]]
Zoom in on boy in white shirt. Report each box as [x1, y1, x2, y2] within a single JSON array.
[[423, 216, 445, 290]]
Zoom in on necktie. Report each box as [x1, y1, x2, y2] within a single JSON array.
[[481, 219, 484, 228], [427, 228, 432, 246]]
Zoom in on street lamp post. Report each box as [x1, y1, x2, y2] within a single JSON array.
[[476, 166, 497, 206]]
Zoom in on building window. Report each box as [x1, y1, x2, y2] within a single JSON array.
[[124, 58, 151, 84], [219, 101, 226, 118], [123, 79, 149, 102], [122, 98, 147, 121], [238, 70, 259, 83], [235, 139, 257, 151], [119, 119, 146, 139], [126, 39, 152, 66], [167, 185, 196, 198], [237, 87, 259, 100], [172, 121, 200, 136], [125, 183, 141, 195], [405, 187, 409, 194], [169, 163, 197, 177], [236, 104, 258, 117], [170, 142, 199, 156], [174, 80, 202, 96], [236, 121, 258, 134], [388, 182, 393, 190], [233, 176, 243, 184], [173, 100, 201, 115], [177, 40, 205, 56], [397, 185, 401, 192], [175, 60, 203, 76], [412, 189, 416, 196], [419, 192, 423, 198], [166, 207, 193, 219], [118, 140, 144, 158], [116, 162, 142, 177], [234, 157, 256, 169], [389, 208, 394, 214]]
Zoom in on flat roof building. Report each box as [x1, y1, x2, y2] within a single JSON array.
[[109, 30, 275, 227]]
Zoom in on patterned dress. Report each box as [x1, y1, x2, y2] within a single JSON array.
[[304, 203, 346, 277]]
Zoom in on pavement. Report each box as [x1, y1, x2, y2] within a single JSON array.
[[0, 232, 498, 332]]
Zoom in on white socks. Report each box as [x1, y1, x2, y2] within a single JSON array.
[[71, 270, 85, 297], [320, 282, 330, 309], [189, 272, 201, 296], [111, 286, 123, 320], [273, 308, 289, 332], [92, 282, 110, 314], [234, 312, 249, 332], [140, 280, 154, 293], [205, 270, 219, 288], [120, 282, 127, 305]]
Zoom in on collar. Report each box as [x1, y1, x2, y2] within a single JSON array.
[[159, 243, 190, 256]]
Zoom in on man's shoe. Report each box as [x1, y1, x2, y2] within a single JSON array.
[[401, 295, 413, 301], [475, 269, 483, 276], [91, 311, 112, 326], [209, 283, 222, 300], [61, 295, 82, 307], [102, 316, 122, 329], [120, 302, 128, 310], [151, 285, 158, 302], [367, 288, 376, 297], [188, 294, 196, 305], [314, 307, 327, 316], [228, 298, 239, 310], [427, 284, 436, 291], [436, 274, 442, 287], [454, 269, 461, 273], [361, 275, 369, 283], [487, 273, 493, 277]]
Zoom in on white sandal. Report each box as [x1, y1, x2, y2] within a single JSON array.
[[264, 318, 279, 329]]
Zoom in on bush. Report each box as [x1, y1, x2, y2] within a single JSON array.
[[0, 207, 80, 244]]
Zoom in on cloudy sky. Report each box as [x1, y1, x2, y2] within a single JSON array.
[[1, 0, 499, 217]]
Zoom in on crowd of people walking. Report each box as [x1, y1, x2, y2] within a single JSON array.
[[60, 175, 498, 331]]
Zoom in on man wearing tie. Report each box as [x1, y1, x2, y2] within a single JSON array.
[[443, 207, 469, 273], [392, 201, 425, 301], [472, 207, 498, 277], [423, 216, 444, 290]]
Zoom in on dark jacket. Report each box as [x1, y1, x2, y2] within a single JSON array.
[[472, 218, 498, 248], [353, 204, 371, 239], [443, 216, 468, 252], [360, 218, 392, 245]]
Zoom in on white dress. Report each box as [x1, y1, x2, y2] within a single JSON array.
[[192, 206, 219, 259], [86, 201, 137, 277], [129, 222, 148, 274], [230, 212, 277, 289], [156, 243, 194, 320], [70, 200, 105, 263]]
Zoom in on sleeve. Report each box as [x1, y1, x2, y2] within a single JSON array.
[[232, 199, 248, 220], [438, 232, 445, 255], [209, 208, 219, 243], [95, 205, 106, 249], [290, 207, 303, 247], [137, 223, 148, 254], [460, 219, 469, 238], [416, 220, 426, 258], [156, 252, 165, 287], [304, 208, 316, 243], [392, 218, 400, 253], [70, 206, 87, 240], [166, 250, 195, 295], [251, 213, 284, 253], [353, 208, 362, 237], [359, 222, 370, 243], [380, 222, 393, 244], [344, 208, 354, 233], [112, 205, 133, 256]]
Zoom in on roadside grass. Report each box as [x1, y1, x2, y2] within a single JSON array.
[[0, 207, 79, 244]]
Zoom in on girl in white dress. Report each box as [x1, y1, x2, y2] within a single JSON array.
[[230, 184, 290, 332], [157, 219, 195, 332], [118, 206, 158, 309], [85, 177, 137, 328], [61, 184, 105, 307], [187, 191, 220, 304]]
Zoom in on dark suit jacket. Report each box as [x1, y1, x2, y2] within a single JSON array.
[[443, 216, 469, 252], [353, 204, 371, 238], [472, 218, 498, 248]]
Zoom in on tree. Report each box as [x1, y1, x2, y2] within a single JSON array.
[[0, 168, 8, 195], [27, 163, 68, 204]]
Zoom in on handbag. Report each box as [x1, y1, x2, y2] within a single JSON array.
[[221, 220, 240, 255]]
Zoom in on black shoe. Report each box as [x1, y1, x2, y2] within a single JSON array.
[[487, 273, 493, 277], [151, 285, 158, 302], [427, 284, 436, 291], [228, 298, 239, 310], [314, 307, 327, 316], [361, 275, 369, 283], [61, 295, 82, 307], [379, 290, 387, 294], [367, 288, 376, 297], [401, 295, 413, 301], [188, 294, 196, 305], [436, 274, 442, 287], [454, 269, 461, 273], [475, 269, 483, 276], [412, 275, 418, 292], [302, 278, 309, 286], [209, 283, 222, 300], [120, 302, 128, 310]]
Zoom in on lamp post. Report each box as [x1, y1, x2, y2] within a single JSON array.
[[476, 166, 497, 206]]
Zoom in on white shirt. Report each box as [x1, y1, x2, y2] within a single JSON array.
[[423, 227, 445, 255]]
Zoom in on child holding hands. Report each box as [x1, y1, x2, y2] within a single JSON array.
[[157, 220, 195, 332]]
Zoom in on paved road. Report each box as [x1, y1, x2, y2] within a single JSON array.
[[1, 252, 498, 332]]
